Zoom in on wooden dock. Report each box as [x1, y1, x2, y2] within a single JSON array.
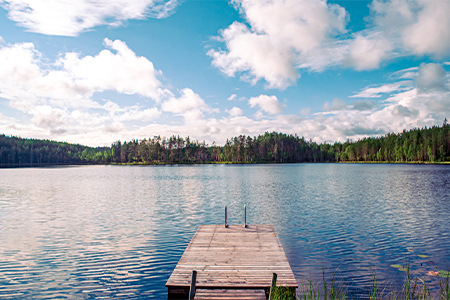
[[166, 224, 297, 299]]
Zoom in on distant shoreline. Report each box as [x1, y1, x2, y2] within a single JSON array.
[[337, 161, 450, 165], [2, 161, 450, 168]]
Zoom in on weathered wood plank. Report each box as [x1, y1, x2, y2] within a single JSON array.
[[194, 289, 266, 300], [167, 224, 297, 298], [169, 280, 298, 286]]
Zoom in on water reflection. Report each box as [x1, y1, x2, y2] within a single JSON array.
[[0, 164, 449, 298]]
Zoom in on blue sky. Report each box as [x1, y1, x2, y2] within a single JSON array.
[[0, 0, 449, 146]]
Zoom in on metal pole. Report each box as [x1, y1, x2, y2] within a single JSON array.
[[189, 270, 197, 300], [244, 205, 247, 228], [225, 206, 228, 228]]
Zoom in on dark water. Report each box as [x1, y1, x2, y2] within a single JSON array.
[[0, 164, 449, 299]]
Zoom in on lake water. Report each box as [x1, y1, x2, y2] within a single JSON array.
[[0, 164, 449, 299]]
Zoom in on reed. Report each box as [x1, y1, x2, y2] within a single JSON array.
[[440, 275, 450, 300], [297, 272, 347, 300], [270, 286, 297, 300], [295, 268, 450, 300]]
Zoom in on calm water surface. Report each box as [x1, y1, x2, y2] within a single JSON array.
[[0, 164, 449, 299]]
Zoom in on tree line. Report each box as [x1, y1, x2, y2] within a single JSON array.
[[1, 121, 450, 167], [0, 134, 109, 166], [334, 121, 450, 162], [108, 132, 333, 164]]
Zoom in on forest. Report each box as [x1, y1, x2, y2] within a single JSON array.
[[0, 135, 109, 166], [1, 121, 449, 167]]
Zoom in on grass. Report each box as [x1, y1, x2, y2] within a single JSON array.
[[270, 286, 297, 300], [440, 275, 450, 300], [289, 268, 450, 300], [296, 271, 348, 300]]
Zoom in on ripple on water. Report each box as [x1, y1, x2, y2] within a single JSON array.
[[1, 164, 450, 299]]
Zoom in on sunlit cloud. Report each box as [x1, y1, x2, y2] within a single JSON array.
[[0, 0, 179, 36], [345, 32, 392, 71], [226, 107, 244, 117], [371, 0, 450, 59], [350, 81, 413, 98], [210, 0, 450, 89], [161, 88, 214, 121], [1, 36, 449, 148], [0, 38, 168, 143], [227, 94, 237, 101], [209, 0, 347, 89], [248, 94, 284, 115]]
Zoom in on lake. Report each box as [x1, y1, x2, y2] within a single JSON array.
[[0, 164, 449, 299]]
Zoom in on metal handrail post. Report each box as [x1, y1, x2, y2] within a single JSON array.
[[189, 270, 197, 300], [225, 206, 228, 228], [244, 205, 247, 228]]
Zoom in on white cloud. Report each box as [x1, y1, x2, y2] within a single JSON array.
[[300, 108, 311, 115], [228, 94, 237, 101], [233, 0, 347, 52], [248, 94, 284, 114], [296, 39, 350, 72], [30, 105, 72, 134], [102, 100, 161, 121], [0, 38, 168, 105], [401, 0, 450, 58], [389, 67, 419, 80], [305, 63, 450, 143], [0, 38, 169, 142], [120, 107, 161, 121], [322, 98, 347, 111], [209, 0, 347, 89], [350, 99, 376, 111], [3, 77, 448, 147], [208, 22, 297, 89], [60, 38, 168, 101], [161, 88, 211, 120], [1, 35, 449, 148], [0, 37, 236, 146], [79, 64, 449, 146], [0, 112, 16, 124], [210, 0, 450, 89], [0, 42, 42, 100], [414, 63, 448, 92], [371, 0, 450, 58], [0, 0, 179, 36], [356, 86, 449, 141], [102, 122, 126, 134], [346, 33, 392, 71], [351, 81, 413, 98], [391, 104, 419, 117], [422, 91, 450, 113], [227, 106, 244, 117]]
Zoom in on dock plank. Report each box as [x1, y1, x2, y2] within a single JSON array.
[[194, 289, 266, 300], [166, 225, 297, 298]]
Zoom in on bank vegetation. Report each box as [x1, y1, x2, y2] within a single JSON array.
[[1, 121, 450, 167]]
